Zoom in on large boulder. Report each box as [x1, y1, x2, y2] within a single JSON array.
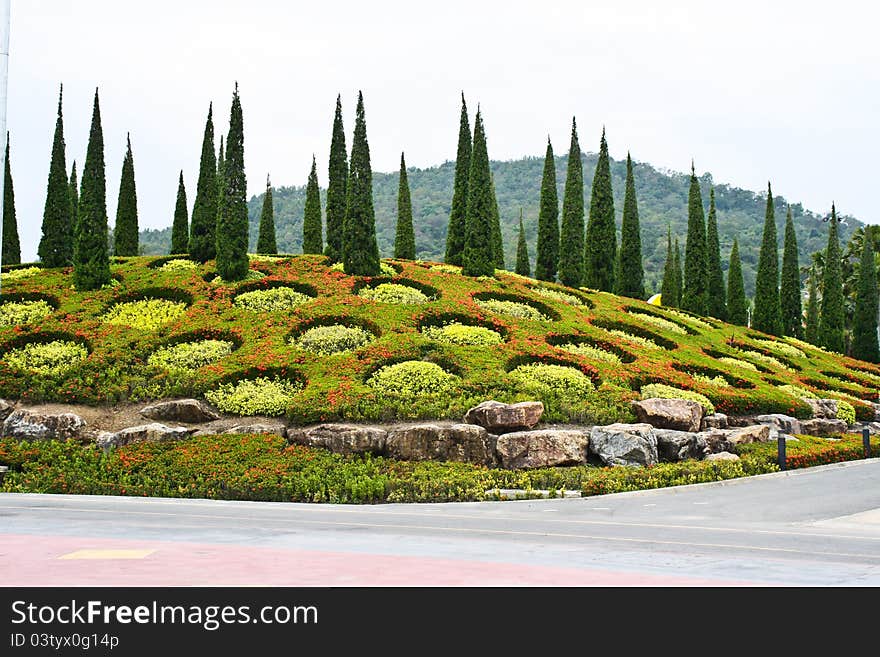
[[98, 423, 195, 448], [0, 399, 13, 422], [700, 428, 733, 454], [222, 423, 288, 438], [631, 398, 703, 432], [800, 418, 848, 436], [705, 451, 740, 462], [701, 413, 728, 430], [287, 424, 387, 456], [495, 429, 590, 469], [463, 400, 543, 434], [386, 424, 495, 466], [2, 409, 87, 441], [589, 423, 658, 467], [728, 424, 771, 446], [752, 414, 802, 435], [654, 429, 709, 462], [804, 398, 839, 420], [140, 399, 220, 424]]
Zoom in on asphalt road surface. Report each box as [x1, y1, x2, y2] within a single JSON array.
[[2, 459, 879, 586]]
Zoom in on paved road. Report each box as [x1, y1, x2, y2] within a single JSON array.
[[2, 459, 880, 586]]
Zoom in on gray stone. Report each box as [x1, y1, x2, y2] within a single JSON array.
[[589, 423, 658, 467], [752, 414, 802, 435], [2, 409, 87, 441], [851, 421, 880, 435], [463, 400, 544, 434], [701, 413, 728, 430], [654, 429, 709, 462], [140, 399, 220, 424], [700, 428, 733, 454], [495, 429, 590, 469], [223, 423, 288, 438], [0, 399, 13, 422], [705, 451, 740, 462], [631, 398, 703, 432], [386, 424, 495, 466], [800, 418, 848, 436], [728, 424, 771, 446], [804, 398, 839, 420], [99, 423, 195, 448], [287, 424, 387, 456]]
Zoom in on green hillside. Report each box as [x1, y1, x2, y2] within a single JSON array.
[[139, 154, 860, 297]]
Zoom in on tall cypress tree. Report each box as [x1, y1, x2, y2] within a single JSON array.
[[705, 188, 727, 320], [215, 84, 249, 281], [2, 134, 20, 265], [301, 158, 321, 255], [660, 227, 675, 306], [727, 239, 748, 326], [682, 164, 708, 315], [461, 109, 495, 277], [394, 152, 415, 259], [113, 134, 139, 256], [324, 95, 347, 263], [584, 127, 616, 291], [38, 85, 72, 267], [342, 91, 380, 276], [259, 175, 279, 255], [558, 118, 584, 288], [217, 135, 225, 179], [614, 153, 643, 299], [170, 171, 189, 254], [73, 89, 111, 291], [752, 183, 782, 335], [818, 204, 846, 352], [805, 265, 820, 344], [851, 231, 879, 362], [673, 237, 683, 308], [69, 161, 78, 234], [188, 104, 218, 262], [445, 93, 471, 266], [780, 206, 803, 338], [534, 138, 559, 281], [515, 210, 530, 276], [489, 174, 504, 270]]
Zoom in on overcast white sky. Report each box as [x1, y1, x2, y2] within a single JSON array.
[[6, 0, 880, 260]]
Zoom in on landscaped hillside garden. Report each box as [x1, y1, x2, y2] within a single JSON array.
[[1, 255, 878, 425]]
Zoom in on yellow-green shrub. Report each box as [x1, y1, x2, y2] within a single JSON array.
[[640, 383, 715, 414], [103, 299, 187, 330], [777, 384, 817, 400], [1, 266, 41, 282], [205, 376, 303, 415], [233, 287, 311, 312], [509, 363, 594, 398], [0, 300, 53, 326], [532, 287, 583, 306], [148, 339, 235, 373], [367, 361, 459, 398], [3, 340, 88, 375], [421, 323, 503, 346], [292, 325, 373, 355], [358, 283, 429, 305], [160, 259, 198, 272], [836, 400, 856, 425], [718, 356, 758, 372], [690, 372, 730, 387], [737, 349, 790, 371], [331, 261, 397, 277], [628, 312, 687, 335], [557, 342, 621, 364], [606, 329, 660, 350], [475, 298, 548, 321], [754, 339, 805, 360]]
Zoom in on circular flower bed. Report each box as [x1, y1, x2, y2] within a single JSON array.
[[421, 322, 503, 347], [3, 339, 88, 375], [358, 283, 430, 305], [103, 298, 188, 330], [367, 361, 459, 398], [475, 298, 548, 321], [160, 259, 199, 272], [233, 286, 312, 312], [1, 266, 42, 282], [292, 325, 374, 355], [0, 299, 54, 326], [508, 363, 594, 397], [148, 339, 235, 374], [205, 376, 303, 415]]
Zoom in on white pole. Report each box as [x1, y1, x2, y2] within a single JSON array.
[[0, 0, 9, 292]]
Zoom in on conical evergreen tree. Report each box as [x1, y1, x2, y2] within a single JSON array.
[[38, 85, 72, 267], [705, 188, 727, 319], [217, 135, 225, 179], [394, 152, 415, 260], [461, 109, 495, 277], [515, 210, 530, 276], [534, 138, 559, 282], [188, 104, 218, 262], [324, 95, 347, 263], [780, 207, 803, 338], [170, 171, 189, 254], [727, 239, 748, 326], [73, 89, 111, 291], [2, 134, 20, 265], [558, 118, 584, 288], [489, 174, 504, 270], [342, 91, 380, 276], [851, 230, 879, 362], [445, 93, 471, 266], [69, 161, 78, 233], [682, 164, 708, 315], [113, 134, 139, 256], [805, 265, 820, 344], [584, 127, 616, 291], [673, 237, 683, 308], [660, 227, 675, 306], [752, 183, 782, 335], [259, 175, 279, 255], [818, 204, 846, 352], [614, 153, 643, 299], [215, 84, 249, 281], [301, 158, 321, 254]]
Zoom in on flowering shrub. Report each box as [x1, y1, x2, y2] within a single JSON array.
[[640, 383, 715, 414], [475, 298, 548, 321], [663, 309, 711, 329], [606, 329, 661, 350], [557, 342, 621, 364], [737, 349, 790, 371], [628, 312, 688, 335], [753, 339, 805, 360], [836, 400, 856, 425], [777, 384, 817, 400], [292, 325, 374, 355], [0, 300, 54, 326], [233, 287, 312, 312], [205, 376, 303, 415], [1, 267, 41, 282], [103, 299, 187, 330], [429, 264, 461, 275], [532, 287, 584, 306], [367, 361, 459, 398], [421, 322, 503, 346], [3, 340, 88, 375], [690, 372, 730, 387], [508, 363, 594, 398], [358, 283, 430, 305], [148, 339, 235, 374], [718, 356, 758, 371], [160, 259, 198, 272]]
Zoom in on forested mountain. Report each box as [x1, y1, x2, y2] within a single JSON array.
[[139, 153, 861, 297]]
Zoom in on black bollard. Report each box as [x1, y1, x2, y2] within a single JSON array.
[[778, 434, 786, 471], [864, 428, 871, 459]]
